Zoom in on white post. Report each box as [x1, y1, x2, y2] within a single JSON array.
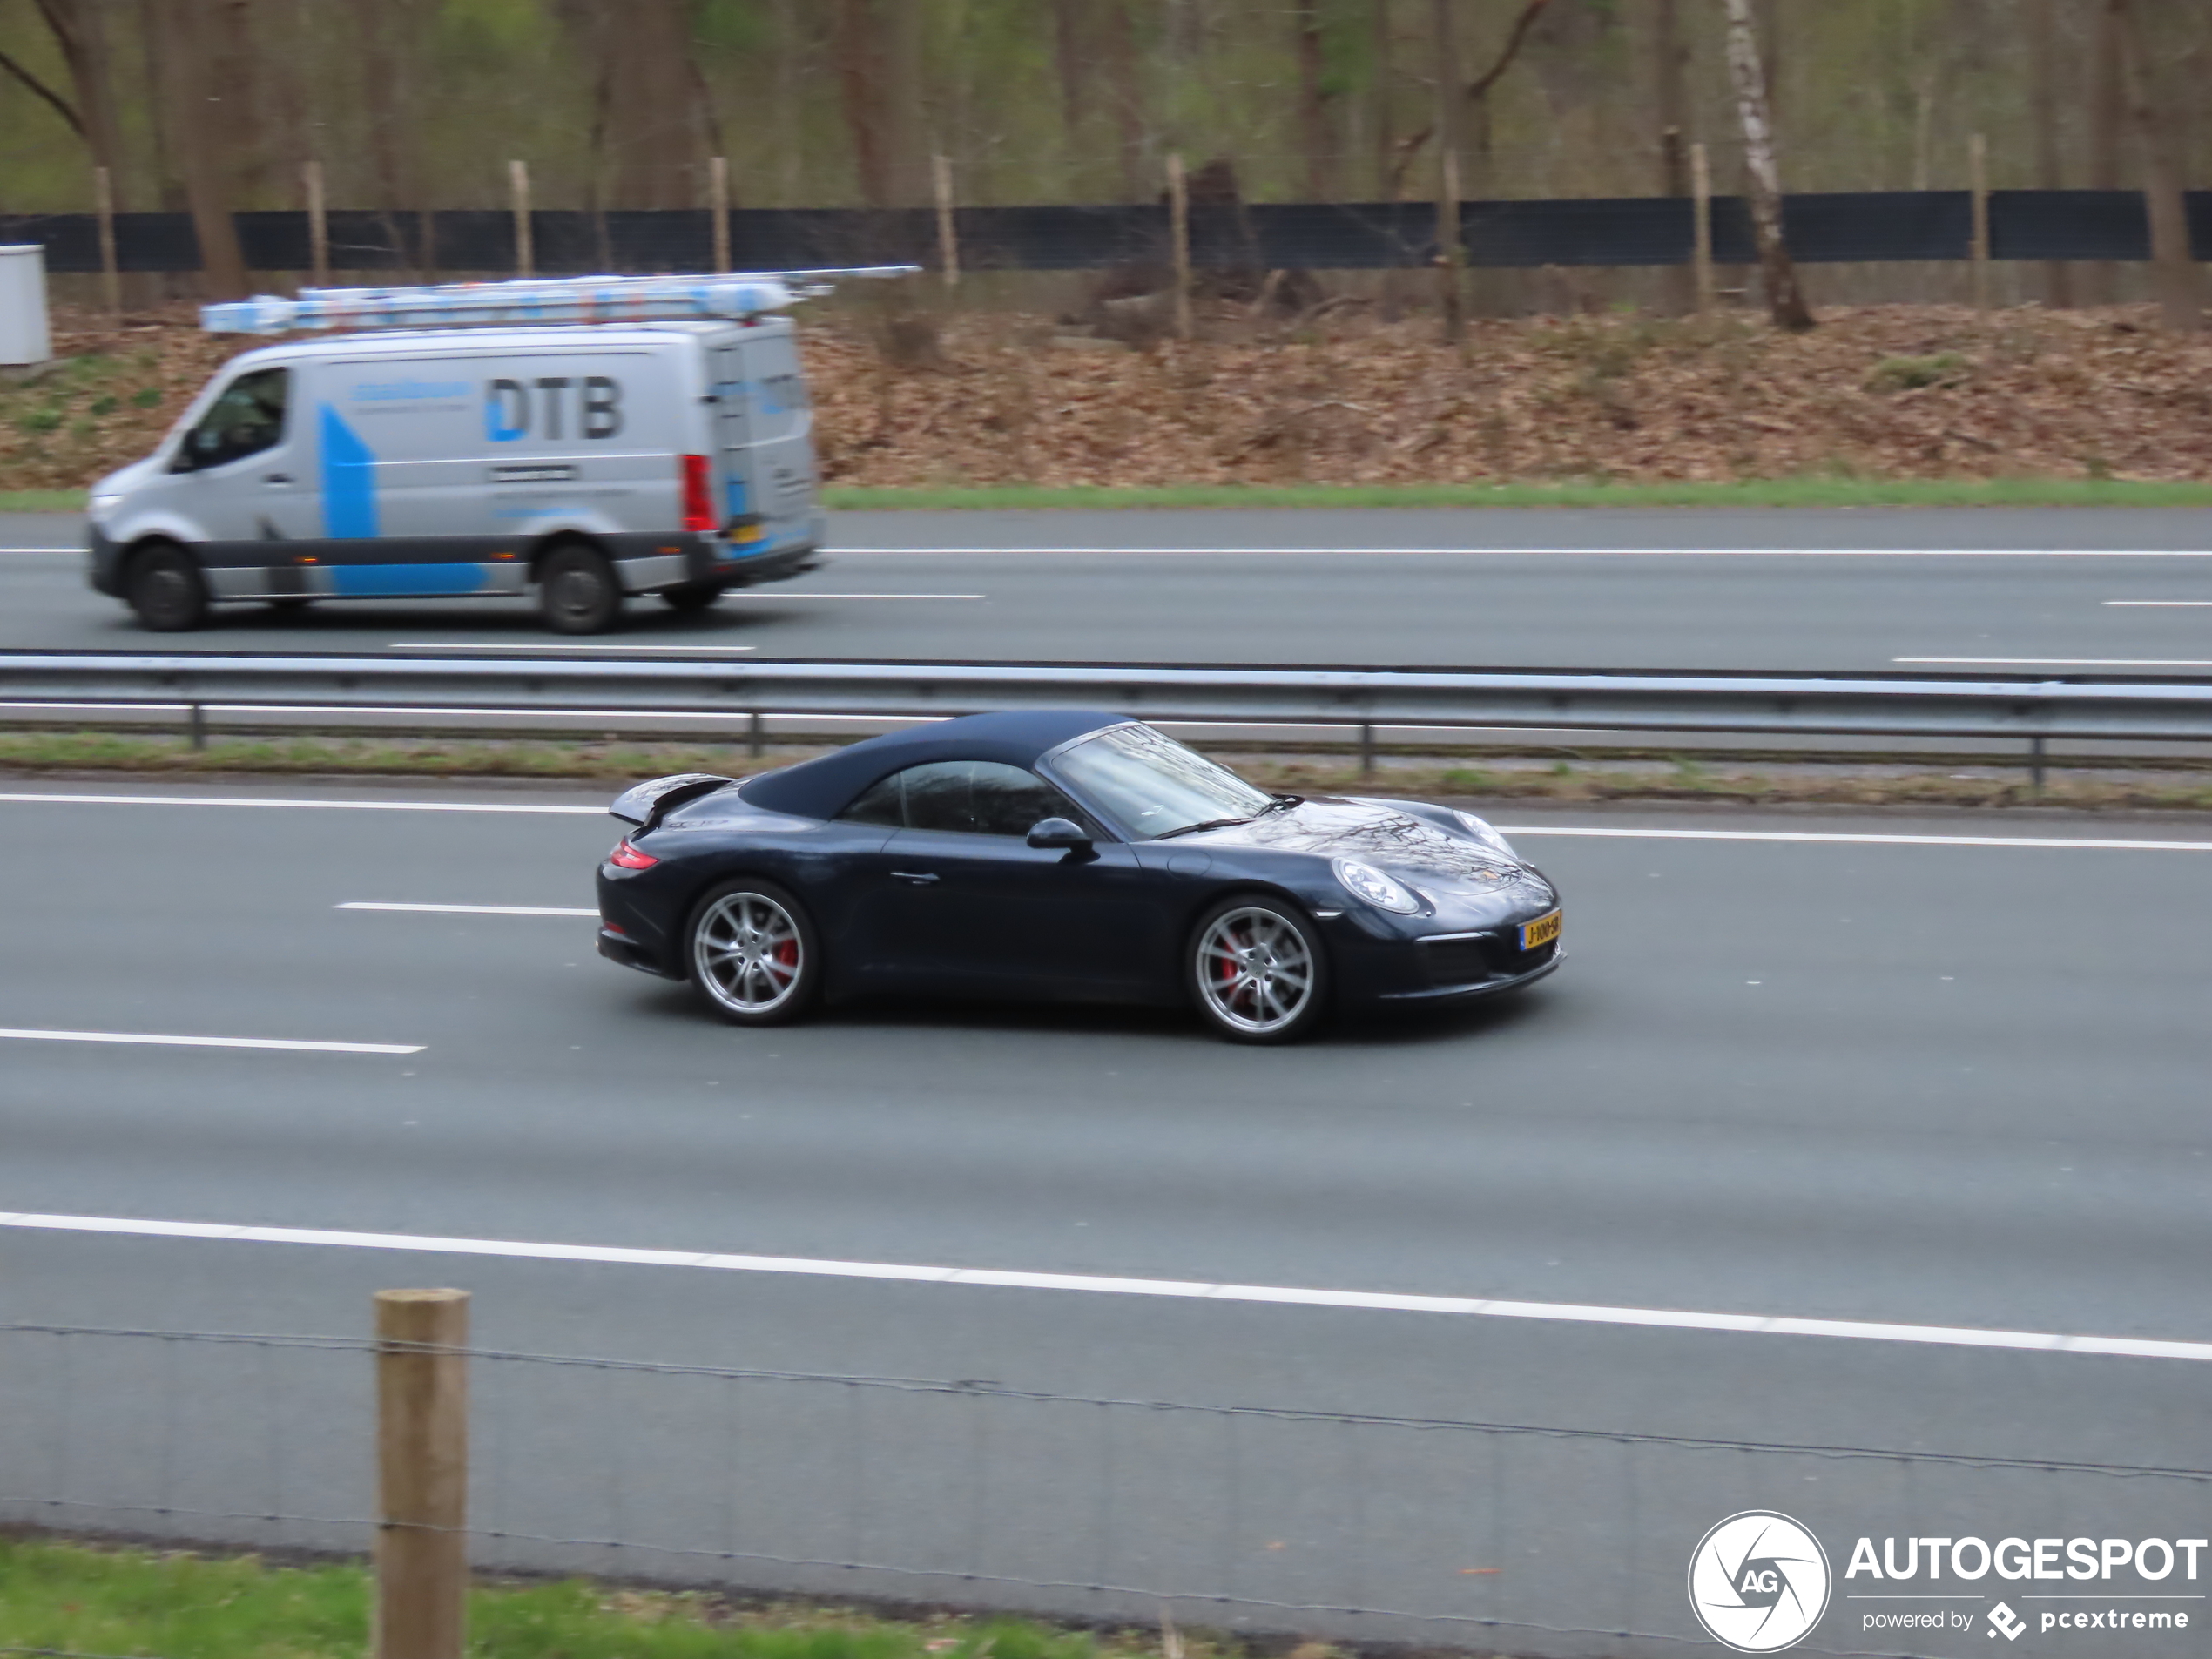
[[509, 160, 534, 280], [0, 246, 53, 366]]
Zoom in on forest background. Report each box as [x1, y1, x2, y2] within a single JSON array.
[[3, 2, 2209, 498]]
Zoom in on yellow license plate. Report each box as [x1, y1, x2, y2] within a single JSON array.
[[1518, 910, 1561, 951]]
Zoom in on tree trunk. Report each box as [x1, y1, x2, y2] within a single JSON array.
[[2030, 0, 2074, 307], [880, 0, 930, 207], [1653, 0, 1693, 314], [357, 0, 425, 269], [1102, 0, 1146, 200], [2108, 0, 2202, 331], [1370, 0, 1394, 200], [33, 0, 129, 201], [596, 0, 711, 210], [2087, 0, 2122, 304], [1052, 0, 1088, 165], [1296, 0, 1332, 199], [1722, 0, 1812, 330], [833, 0, 894, 206], [152, 0, 249, 298], [1432, 0, 1465, 344]]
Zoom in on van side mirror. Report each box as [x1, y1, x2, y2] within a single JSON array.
[[1026, 817, 1091, 851]]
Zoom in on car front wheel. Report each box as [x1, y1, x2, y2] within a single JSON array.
[[1185, 895, 1328, 1043], [686, 877, 822, 1026]]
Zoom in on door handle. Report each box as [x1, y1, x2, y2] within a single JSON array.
[[263, 472, 293, 484], [888, 871, 940, 885]]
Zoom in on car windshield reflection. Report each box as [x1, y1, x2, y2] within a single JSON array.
[[1051, 724, 1276, 840]]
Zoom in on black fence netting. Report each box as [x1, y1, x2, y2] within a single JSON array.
[[5, 189, 2210, 277]]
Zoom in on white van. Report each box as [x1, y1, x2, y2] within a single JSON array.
[[89, 314, 825, 632]]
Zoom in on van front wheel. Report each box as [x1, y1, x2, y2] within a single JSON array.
[[537, 543, 623, 634], [127, 543, 209, 632]]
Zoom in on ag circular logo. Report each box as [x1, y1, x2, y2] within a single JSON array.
[[1688, 1511, 1831, 1653]]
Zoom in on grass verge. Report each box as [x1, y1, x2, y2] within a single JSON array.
[[0, 487, 86, 512], [9, 728, 2212, 813], [821, 477, 2212, 512], [0, 1537, 1195, 1659]]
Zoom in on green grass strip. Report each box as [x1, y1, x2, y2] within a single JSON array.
[[0, 1539, 1170, 1659], [822, 477, 2212, 511], [0, 488, 87, 512]]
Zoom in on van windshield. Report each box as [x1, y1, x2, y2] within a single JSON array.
[[183, 368, 288, 468]]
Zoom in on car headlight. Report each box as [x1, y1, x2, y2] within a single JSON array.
[[1333, 858, 1421, 914], [1453, 810, 1518, 860], [89, 492, 123, 521]]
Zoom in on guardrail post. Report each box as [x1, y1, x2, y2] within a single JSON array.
[[374, 1288, 469, 1659], [747, 711, 765, 758], [1359, 721, 1376, 778], [186, 702, 206, 752], [2029, 734, 2047, 796]]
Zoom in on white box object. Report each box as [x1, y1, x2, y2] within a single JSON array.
[[0, 245, 52, 366]]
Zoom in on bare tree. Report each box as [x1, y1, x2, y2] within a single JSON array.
[[150, 0, 249, 298], [1431, 0, 1465, 343], [24, 0, 128, 199], [2087, 0, 2123, 304], [2029, 0, 2074, 307], [1101, 0, 1147, 201], [1295, 0, 1334, 199], [597, 0, 714, 210], [1053, 0, 1089, 163], [1722, 0, 1812, 330], [2108, 0, 2202, 331], [1369, 0, 1395, 200], [1653, 0, 1693, 313]]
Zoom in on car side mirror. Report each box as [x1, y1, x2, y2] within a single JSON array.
[[1027, 816, 1091, 851]]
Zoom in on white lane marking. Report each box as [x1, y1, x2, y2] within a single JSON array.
[[338, 901, 597, 916], [0, 546, 74, 554], [1501, 826, 2212, 852], [0, 1210, 2203, 1362], [828, 546, 2212, 558], [2103, 600, 2212, 607], [1894, 656, 2212, 667], [0, 792, 602, 814], [389, 642, 757, 654], [0, 1030, 421, 1055], [723, 592, 984, 601]]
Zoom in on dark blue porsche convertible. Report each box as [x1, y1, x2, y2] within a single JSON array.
[[595, 711, 1562, 1042]]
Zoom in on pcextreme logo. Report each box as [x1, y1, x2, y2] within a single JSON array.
[[1689, 1511, 1833, 1653]]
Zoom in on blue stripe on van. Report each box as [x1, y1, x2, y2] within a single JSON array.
[[332, 563, 489, 597], [320, 404, 380, 539]]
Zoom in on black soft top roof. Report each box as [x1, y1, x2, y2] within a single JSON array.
[[738, 709, 1128, 821]]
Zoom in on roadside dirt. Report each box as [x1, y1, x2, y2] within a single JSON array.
[[6, 299, 2209, 493]]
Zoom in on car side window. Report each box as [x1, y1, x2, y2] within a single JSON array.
[[838, 760, 1086, 836], [182, 367, 289, 469]]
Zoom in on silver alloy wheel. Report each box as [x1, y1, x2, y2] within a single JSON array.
[[1196, 906, 1316, 1035], [693, 891, 805, 1014]]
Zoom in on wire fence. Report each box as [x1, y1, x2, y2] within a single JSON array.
[[5, 1319, 2209, 1657]]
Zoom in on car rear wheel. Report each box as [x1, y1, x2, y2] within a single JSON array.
[[660, 581, 725, 614], [126, 543, 209, 632], [687, 878, 822, 1026], [1186, 896, 1327, 1043], [537, 542, 623, 634]]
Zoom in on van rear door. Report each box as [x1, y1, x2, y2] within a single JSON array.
[[709, 326, 817, 554]]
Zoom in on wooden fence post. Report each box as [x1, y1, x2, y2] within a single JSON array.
[[374, 1289, 469, 1659], [509, 160, 534, 280], [932, 153, 960, 290], [1969, 132, 1991, 310], [1436, 145, 1465, 346], [1690, 141, 1716, 315], [93, 166, 120, 320], [709, 156, 731, 274], [304, 160, 329, 288], [1166, 152, 1192, 341]]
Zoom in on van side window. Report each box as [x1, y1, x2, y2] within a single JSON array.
[[182, 368, 289, 469]]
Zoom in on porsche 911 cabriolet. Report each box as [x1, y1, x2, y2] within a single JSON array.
[[596, 710, 1561, 1042]]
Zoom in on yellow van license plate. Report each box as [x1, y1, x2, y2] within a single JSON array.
[[1518, 911, 1561, 951]]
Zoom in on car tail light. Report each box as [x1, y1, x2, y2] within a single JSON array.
[[608, 839, 658, 870], [679, 454, 715, 532]]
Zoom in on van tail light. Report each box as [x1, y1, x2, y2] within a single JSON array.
[[608, 839, 659, 870], [679, 454, 715, 533]]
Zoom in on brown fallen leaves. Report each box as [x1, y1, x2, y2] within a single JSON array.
[[8, 299, 2209, 494]]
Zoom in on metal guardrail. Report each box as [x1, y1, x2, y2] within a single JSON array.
[[3, 652, 2212, 753]]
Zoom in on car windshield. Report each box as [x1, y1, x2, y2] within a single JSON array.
[[1051, 724, 1276, 840]]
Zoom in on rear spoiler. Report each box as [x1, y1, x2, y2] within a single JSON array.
[[609, 772, 736, 830]]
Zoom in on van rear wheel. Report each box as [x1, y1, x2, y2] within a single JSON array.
[[127, 543, 209, 632], [537, 543, 623, 634]]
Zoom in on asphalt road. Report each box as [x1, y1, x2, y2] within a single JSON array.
[[7, 506, 2212, 672], [3, 779, 2208, 1655]]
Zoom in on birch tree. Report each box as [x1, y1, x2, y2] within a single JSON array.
[[1722, 0, 1812, 331]]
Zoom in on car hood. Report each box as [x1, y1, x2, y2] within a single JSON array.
[[1168, 797, 1546, 895]]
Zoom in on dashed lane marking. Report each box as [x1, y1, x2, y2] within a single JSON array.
[[0, 1029, 421, 1055]]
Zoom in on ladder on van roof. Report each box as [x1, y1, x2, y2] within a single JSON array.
[[200, 267, 920, 335]]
